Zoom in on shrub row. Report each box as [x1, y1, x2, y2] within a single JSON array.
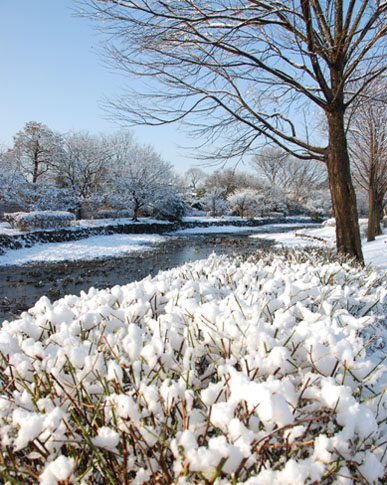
[[4, 211, 75, 231]]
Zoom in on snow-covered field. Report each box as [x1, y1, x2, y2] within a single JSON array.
[[0, 223, 386, 483], [251, 223, 387, 271], [0, 233, 165, 266]]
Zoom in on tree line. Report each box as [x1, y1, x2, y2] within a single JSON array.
[[0, 123, 182, 221], [0, 121, 333, 223], [1, 109, 385, 233]]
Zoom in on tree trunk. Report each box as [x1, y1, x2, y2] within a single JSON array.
[[375, 194, 384, 236], [33, 150, 39, 184], [132, 200, 139, 221], [367, 167, 376, 242], [76, 204, 83, 220], [326, 110, 364, 264]]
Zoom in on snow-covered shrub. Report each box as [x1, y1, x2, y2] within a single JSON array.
[[24, 185, 78, 213], [4, 210, 75, 231], [95, 209, 119, 219], [117, 209, 134, 219], [0, 249, 385, 483], [154, 194, 186, 221], [323, 217, 336, 227], [228, 189, 260, 218], [200, 188, 228, 216]]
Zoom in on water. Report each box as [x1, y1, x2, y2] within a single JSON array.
[[0, 226, 313, 321]]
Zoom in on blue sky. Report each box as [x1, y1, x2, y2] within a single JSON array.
[[0, 0, 197, 173]]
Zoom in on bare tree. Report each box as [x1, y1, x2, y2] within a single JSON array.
[[12, 121, 65, 184], [251, 148, 328, 202], [184, 167, 206, 192], [250, 148, 290, 187], [80, 0, 387, 263], [347, 81, 387, 241], [204, 169, 253, 199]]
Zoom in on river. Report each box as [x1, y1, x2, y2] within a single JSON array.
[[0, 225, 316, 321]]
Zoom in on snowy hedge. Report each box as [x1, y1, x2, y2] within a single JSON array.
[[4, 210, 75, 231], [0, 250, 385, 484], [95, 209, 134, 219]]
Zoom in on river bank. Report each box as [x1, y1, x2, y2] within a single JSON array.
[[0, 233, 275, 320], [0, 215, 316, 253]]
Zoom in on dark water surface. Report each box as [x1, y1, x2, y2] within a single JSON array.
[[0, 227, 312, 321]]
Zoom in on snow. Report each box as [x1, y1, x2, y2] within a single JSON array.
[[40, 455, 75, 485], [0, 233, 166, 265], [0, 247, 385, 482], [251, 225, 387, 270], [0, 218, 386, 482]]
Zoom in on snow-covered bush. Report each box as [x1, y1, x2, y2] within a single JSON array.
[[228, 189, 260, 218], [27, 185, 78, 213], [94, 208, 135, 220], [95, 209, 120, 219], [323, 217, 336, 227], [0, 249, 385, 483], [154, 194, 186, 221], [200, 188, 228, 216], [4, 210, 75, 231]]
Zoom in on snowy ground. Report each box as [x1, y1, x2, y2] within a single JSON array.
[[250, 223, 387, 271], [0, 220, 386, 482], [0, 234, 165, 266], [0, 220, 385, 272]]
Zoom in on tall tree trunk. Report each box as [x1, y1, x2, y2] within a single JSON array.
[[33, 150, 39, 184], [367, 166, 376, 242], [326, 109, 364, 264], [132, 200, 139, 221], [375, 193, 384, 236]]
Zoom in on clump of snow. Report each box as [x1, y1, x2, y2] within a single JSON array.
[[322, 217, 336, 227], [4, 210, 75, 231], [0, 250, 385, 483], [40, 455, 75, 485]]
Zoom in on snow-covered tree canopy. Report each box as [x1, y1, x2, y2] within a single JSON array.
[[52, 132, 112, 200], [107, 137, 180, 220], [11, 121, 66, 184], [228, 189, 259, 218]]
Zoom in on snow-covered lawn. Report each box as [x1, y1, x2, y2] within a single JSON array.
[[251, 224, 387, 271], [0, 245, 386, 482], [0, 233, 166, 266]]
